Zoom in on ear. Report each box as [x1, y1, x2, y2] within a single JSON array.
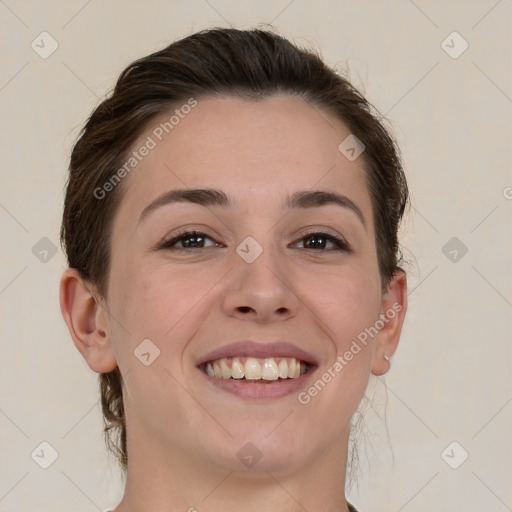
[[371, 270, 407, 376], [59, 268, 118, 373]]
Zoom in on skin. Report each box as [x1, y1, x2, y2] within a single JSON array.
[[60, 94, 407, 512]]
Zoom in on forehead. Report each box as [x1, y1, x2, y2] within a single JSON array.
[[113, 94, 373, 228]]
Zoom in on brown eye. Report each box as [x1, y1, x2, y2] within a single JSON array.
[[296, 232, 351, 252], [160, 231, 219, 250]]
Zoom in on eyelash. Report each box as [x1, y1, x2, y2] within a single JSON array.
[[158, 229, 352, 253]]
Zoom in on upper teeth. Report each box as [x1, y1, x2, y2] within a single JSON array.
[[205, 357, 306, 380]]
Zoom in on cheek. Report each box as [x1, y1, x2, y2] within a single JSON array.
[[298, 267, 380, 438], [298, 267, 380, 423], [297, 263, 381, 412], [107, 261, 217, 363], [305, 263, 382, 349]]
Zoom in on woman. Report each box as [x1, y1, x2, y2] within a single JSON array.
[[59, 27, 408, 512]]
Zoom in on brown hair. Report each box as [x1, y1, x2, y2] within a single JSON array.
[[60, 27, 408, 473]]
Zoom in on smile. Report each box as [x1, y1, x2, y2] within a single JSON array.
[[202, 356, 309, 381], [196, 340, 318, 399]]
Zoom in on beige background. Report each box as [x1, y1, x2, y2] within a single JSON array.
[[1, 1, 511, 511]]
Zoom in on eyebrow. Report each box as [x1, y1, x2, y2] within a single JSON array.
[[138, 188, 366, 229]]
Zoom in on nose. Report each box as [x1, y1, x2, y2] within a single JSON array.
[[221, 242, 299, 323]]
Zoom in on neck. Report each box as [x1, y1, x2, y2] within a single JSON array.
[[113, 424, 352, 512]]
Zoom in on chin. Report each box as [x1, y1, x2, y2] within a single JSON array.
[[200, 425, 314, 475]]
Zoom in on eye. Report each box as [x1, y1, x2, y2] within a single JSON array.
[[159, 230, 220, 250], [156, 229, 351, 253], [294, 231, 352, 252]]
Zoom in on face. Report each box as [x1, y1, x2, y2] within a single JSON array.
[[103, 94, 390, 474]]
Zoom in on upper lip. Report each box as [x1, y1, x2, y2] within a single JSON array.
[[197, 341, 319, 366]]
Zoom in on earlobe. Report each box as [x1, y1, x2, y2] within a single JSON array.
[[59, 268, 118, 373], [371, 270, 407, 376]]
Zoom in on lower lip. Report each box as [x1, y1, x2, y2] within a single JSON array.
[[199, 368, 316, 399]]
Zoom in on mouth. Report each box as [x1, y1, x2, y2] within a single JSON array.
[[196, 341, 318, 399], [200, 356, 311, 382]]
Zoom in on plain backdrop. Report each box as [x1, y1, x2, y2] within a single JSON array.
[[1, 1, 511, 511]]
